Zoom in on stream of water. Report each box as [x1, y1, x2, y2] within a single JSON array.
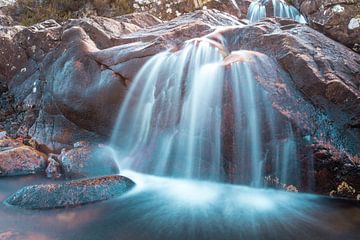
[[0, 173, 359, 240]]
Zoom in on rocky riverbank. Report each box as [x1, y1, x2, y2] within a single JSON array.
[[0, 0, 359, 203]]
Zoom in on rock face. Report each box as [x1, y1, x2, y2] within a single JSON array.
[[293, 0, 360, 52], [5, 175, 135, 209], [0, 5, 359, 196], [0, 138, 47, 176], [313, 142, 360, 196]]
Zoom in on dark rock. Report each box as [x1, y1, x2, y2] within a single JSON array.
[[213, 18, 360, 152], [5, 175, 135, 209], [294, 0, 360, 52], [313, 142, 360, 196]]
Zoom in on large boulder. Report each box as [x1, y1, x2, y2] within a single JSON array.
[[212, 18, 360, 147], [5, 175, 135, 209], [294, 0, 360, 52], [41, 10, 240, 137], [57, 142, 119, 179]]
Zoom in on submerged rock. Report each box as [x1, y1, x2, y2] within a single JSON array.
[[0, 139, 47, 176], [5, 175, 135, 209]]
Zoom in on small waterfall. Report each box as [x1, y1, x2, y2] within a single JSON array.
[[111, 39, 301, 187], [247, 0, 307, 23], [247, 0, 266, 23], [111, 39, 226, 181]]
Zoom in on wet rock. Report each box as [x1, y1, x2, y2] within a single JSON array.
[[204, 0, 253, 18], [58, 144, 119, 179], [0, 143, 47, 176], [41, 10, 240, 137], [313, 142, 360, 196], [215, 18, 360, 149], [5, 175, 135, 209]]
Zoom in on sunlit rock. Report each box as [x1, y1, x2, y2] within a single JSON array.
[[0, 141, 47, 177]]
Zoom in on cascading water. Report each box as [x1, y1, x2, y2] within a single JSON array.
[[247, 0, 307, 23], [111, 39, 226, 181], [111, 38, 301, 188]]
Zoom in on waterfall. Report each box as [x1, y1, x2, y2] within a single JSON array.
[[247, 0, 307, 23], [111, 38, 301, 187]]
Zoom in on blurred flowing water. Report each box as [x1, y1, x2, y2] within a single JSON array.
[[0, 173, 359, 240], [247, 0, 307, 23], [1, 3, 357, 239], [111, 39, 303, 187]]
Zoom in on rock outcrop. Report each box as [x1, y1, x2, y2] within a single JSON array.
[[294, 0, 360, 52], [5, 175, 135, 209], [0, 4, 359, 197]]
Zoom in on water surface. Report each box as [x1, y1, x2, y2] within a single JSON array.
[[0, 172, 359, 240]]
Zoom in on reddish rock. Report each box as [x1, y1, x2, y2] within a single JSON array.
[[294, 0, 360, 52], [0, 144, 47, 176], [214, 18, 360, 145], [313, 142, 360, 196], [13, 20, 62, 61], [0, 25, 27, 82], [5, 175, 135, 209], [114, 12, 162, 28], [204, 0, 253, 18], [65, 16, 142, 49]]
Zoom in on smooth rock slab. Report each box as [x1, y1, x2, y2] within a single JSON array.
[[5, 175, 135, 209]]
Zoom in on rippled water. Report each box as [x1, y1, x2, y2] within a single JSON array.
[[1, 172, 359, 240]]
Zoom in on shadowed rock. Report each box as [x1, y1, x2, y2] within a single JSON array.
[[5, 175, 135, 209]]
